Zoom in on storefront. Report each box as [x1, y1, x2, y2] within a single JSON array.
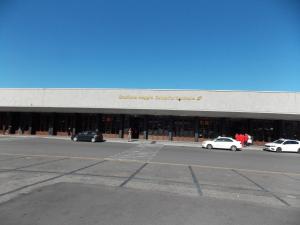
[[1, 112, 300, 144], [0, 88, 300, 144]]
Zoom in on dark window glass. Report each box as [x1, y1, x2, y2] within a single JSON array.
[[101, 115, 121, 134], [173, 117, 194, 137], [215, 138, 223, 142], [148, 116, 168, 136], [223, 138, 233, 142]]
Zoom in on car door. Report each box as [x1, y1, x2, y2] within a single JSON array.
[[86, 131, 94, 141], [282, 141, 298, 152], [213, 138, 224, 149], [80, 131, 89, 141], [222, 138, 234, 149], [286, 141, 299, 152], [77, 132, 85, 141]]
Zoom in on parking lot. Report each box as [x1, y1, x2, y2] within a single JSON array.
[[0, 136, 299, 225]]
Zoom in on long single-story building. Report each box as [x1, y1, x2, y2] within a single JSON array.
[[0, 88, 300, 143]]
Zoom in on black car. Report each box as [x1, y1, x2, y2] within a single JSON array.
[[71, 131, 103, 143]]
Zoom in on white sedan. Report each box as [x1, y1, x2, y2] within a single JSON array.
[[264, 139, 300, 153], [202, 137, 242, 151]]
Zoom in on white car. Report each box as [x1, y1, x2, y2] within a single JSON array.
[[202, 137, 242, 151], [264, 139, 300, 153]]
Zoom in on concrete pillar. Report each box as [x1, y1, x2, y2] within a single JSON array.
[[71, 114, 76, 135], [6, 112, 12, 134], [48, 114, 55, 136], [279, 120, 285, 138], [143, 116, 148, 139], [168, 117, 173, 141], [95, 114, 100, 132], [118, 115, 124, 138], [194, 117, 199, 142], [28, 113, 33, 135]]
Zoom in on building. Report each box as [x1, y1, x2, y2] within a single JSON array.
[[0, 88, 300, 144]]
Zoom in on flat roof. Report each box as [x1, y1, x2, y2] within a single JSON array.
[[0, 88, 299, 94]]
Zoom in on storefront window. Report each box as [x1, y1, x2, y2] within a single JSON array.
[[36, 114, 51, 132], [101, 115, 121, 134], [173, 117, 194, 137], [148, 116, 169, 136], [251, 120, 277, 142], [199, 119, 216, 138], [282, 121, 300, 139]]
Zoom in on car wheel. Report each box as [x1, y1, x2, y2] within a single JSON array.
[[73, 137, 78, 142], [231, 145, 237, 151], [207, 144, 213, 150], [276, 147, 282, 153], [91, 137, 96, 143], [297, 148, 300, 154]]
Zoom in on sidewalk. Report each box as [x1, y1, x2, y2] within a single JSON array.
[[0, 134, 263, 150]]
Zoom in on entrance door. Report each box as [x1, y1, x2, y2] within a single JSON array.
[[130, 117, 140, 139]]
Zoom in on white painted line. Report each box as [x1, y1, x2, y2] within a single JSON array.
[[0, 152, 299, 176]]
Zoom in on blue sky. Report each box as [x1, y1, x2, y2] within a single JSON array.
[[0, 0, 299, 91]]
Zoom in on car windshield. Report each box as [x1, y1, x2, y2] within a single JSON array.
[[273, 139, 284, 144]]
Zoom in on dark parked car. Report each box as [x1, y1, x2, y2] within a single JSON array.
[[71, 131, 103, 143]]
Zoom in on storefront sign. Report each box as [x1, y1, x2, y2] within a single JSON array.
[[119, 95, 202, 101]]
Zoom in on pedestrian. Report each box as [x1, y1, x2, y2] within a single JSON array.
[[237, 133, 241, 144], [244, 133, 249, 146], [239, 133, 245, 146], [235, 133, 239, 141], [128, 128, 132, 142], [247, 134, 253, 145], [241, 134, 246, 146]]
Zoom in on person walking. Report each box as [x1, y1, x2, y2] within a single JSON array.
[[239, 133, 245, 146], [235, 133, 239, 141], [128, 128, 132, 142], [244, 133, 249, 146], [247, 134, 253, 145]]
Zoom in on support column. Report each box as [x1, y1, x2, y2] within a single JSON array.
[[48, 113, 55, 136], [194, 117, 199, 142], [95, 114, 100, 132], [119, 115, 124, 138], [168, 117, 173, 141], [143, 116, 148, 139], [6, 112, 12, 134], [1, 113, 4, 135], [28, 113, 33, 135], [279, 120, 285, 138], [71, 114, 76, 135]]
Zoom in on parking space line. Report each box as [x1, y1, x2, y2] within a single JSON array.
[[0, 157, 68, 173], [0, 160, 107, 198], [0, 156, 28, 162], [188, 166, 203, 196], [119, 163, 148, 187], [232, 169, 290, 206], [0, 152, 299, 176], [284, 174, 300, 182], [15, 169, 63, 175]]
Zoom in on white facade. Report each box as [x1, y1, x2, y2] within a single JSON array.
[[0, 88, 300, 120]]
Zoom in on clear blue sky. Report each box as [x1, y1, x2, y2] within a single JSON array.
[[0, 0, 299, 91]]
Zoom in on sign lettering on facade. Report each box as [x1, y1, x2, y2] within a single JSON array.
[[119, 95, 202, 101]]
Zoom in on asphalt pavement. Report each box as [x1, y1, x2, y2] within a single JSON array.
[[0, 136, 299, 225]]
